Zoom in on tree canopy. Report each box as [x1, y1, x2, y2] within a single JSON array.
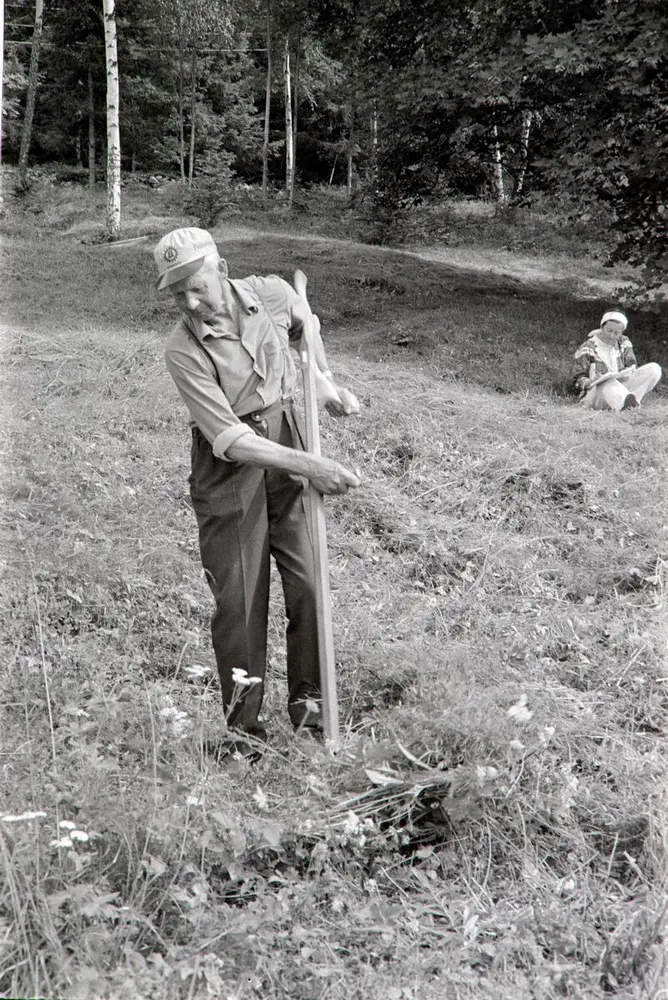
[[3, 0, 666, 274]]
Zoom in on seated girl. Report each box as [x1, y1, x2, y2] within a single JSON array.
[[572, 310, 661, 411]]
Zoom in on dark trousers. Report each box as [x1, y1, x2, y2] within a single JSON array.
[[189, 402, 321, 734]]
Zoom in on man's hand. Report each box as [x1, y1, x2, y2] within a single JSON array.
[[307, 456, 361, 496], [325, 385, 360, 418], [225, 431, 361, 495], [315, 370, 360, 417]]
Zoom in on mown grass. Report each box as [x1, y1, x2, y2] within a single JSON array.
[[1, 189, 667, 999]]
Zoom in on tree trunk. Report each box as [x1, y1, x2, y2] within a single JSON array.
[[283, 38, 293, 203], [291, 34, 300, 198], [88, 63, 96, 188], [369, 98, 378, 194], [329, 154, 338, 185], [262, 4, 272, 201], [178, 43, 186, 183], [513, 110, 533, 201], [490, 122, 507, 207], [102, 0, 121, 240], [188, 51, 197, 187], [0, 0, 5, 164], [346, 69, 356, 202], [17, 0, 45, 187]]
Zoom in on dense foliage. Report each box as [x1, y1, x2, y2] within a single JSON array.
[[3, 0, 667, 273]]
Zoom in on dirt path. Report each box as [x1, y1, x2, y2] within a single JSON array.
[[64, 209, 638, 300], [214, 223, 638, 300], [401, 243, 637, 299]]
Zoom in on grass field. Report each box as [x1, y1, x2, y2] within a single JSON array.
[[1, 184, 667, 999]]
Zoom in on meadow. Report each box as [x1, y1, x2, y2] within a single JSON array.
[[0, 181, 667, 999]]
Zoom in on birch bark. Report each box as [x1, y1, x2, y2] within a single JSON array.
[[102, 0, 122, 239], [283, 38, 293, 202], [262, 3, 272, 200]]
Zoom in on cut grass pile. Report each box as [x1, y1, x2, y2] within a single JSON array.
[[0, 202, 667, 999]]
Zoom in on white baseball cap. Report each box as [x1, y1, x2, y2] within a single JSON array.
[[153, 227, 218, 290], [600, 310, 628, 331]]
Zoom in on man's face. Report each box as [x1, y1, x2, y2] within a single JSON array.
[[600, 319, 625, 343], [170, 260, 225, 322]]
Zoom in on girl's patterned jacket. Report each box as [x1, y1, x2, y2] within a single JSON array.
[[572, 330, 637, 397]]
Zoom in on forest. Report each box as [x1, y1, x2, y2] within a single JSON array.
[[2, 0, 667, 278]]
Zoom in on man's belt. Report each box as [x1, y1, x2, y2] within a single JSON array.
[[238, 396, 295, 438]]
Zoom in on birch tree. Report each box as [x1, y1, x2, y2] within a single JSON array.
[[17, 0, 44, 187], [490, 122, 507, 207], [261, 1, 272, 199], [291, 31, 301, 198], [283, 37, 293, 200], [102, 0, 121, 239]]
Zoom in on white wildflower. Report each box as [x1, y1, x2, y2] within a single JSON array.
[[186, 795, 202, 807], [507, 693, 533, 723], [1, 811, 47, 823], [50, 837, 74, 849], [184, 664, 211, 679], [69, 830, 89, 843], [343, 811, 360, 835], [58, 820, 77, 830], [231, 668, 262, 688], [159, 703, 190, 739]]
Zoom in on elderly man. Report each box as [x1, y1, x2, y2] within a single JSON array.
[[154, 227, 360, 754], [572, 309, 662, 411]]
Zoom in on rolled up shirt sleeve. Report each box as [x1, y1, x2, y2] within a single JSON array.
[[165, 342, 255, 460]]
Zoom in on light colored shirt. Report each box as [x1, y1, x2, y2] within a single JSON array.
[[591, 333, 622, 373], [165, 275, 304, 458]]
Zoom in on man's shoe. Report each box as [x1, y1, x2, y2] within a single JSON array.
[[205, 736, 264, 765], [622, 393, 639, 410], [289, 697, 323, 732]]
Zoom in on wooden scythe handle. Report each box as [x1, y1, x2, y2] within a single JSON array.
[[293, 269, 340, 746]]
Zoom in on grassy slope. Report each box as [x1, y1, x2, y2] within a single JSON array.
[[1, 192, 667, 1000]]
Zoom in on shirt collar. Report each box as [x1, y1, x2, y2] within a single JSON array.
[[227, 278, 259, 315], [182, 278, 260, 341]]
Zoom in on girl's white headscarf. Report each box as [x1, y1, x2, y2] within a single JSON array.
[[600, 310, 628, 331]]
